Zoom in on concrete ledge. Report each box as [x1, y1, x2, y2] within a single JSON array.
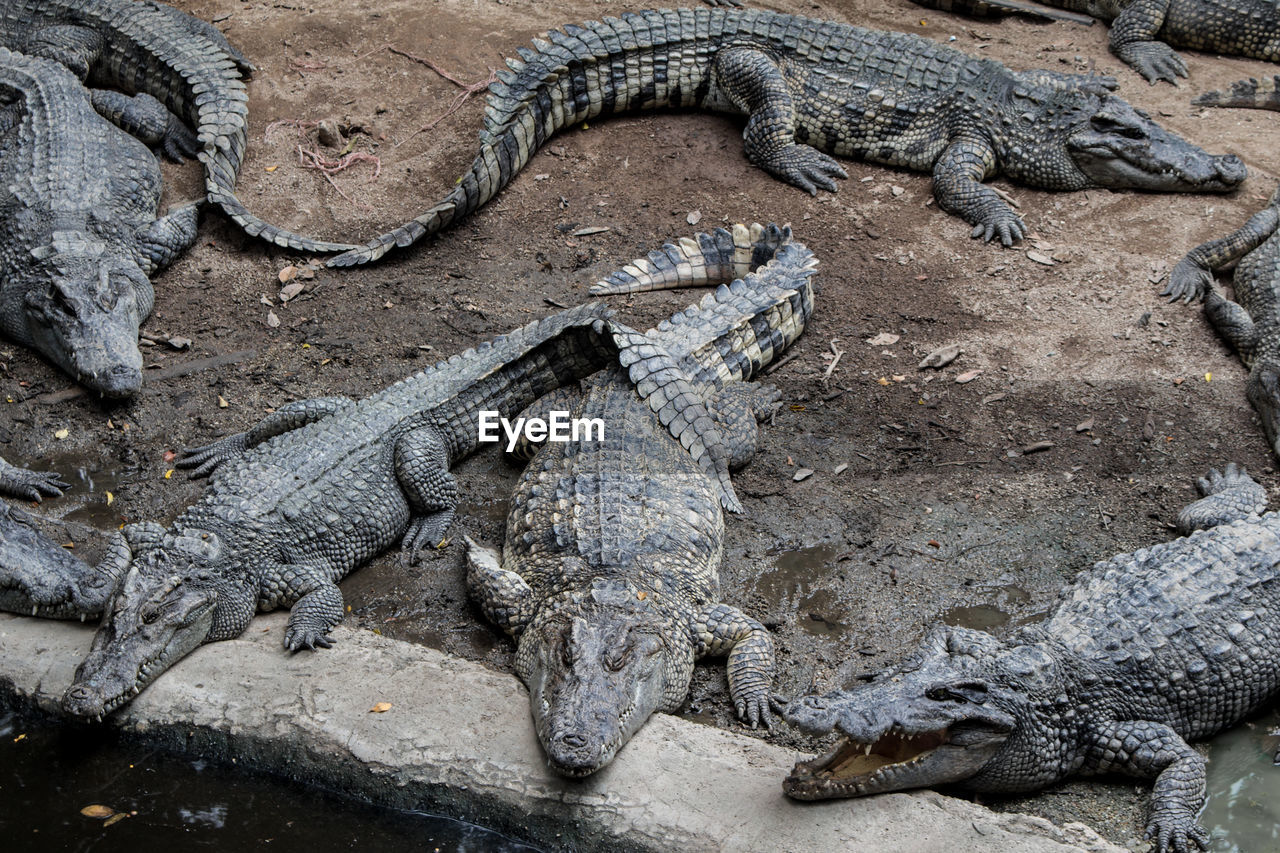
[[0, 613, 1122, 852]]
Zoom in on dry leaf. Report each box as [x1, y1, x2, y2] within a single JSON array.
[[164, 469, 174, 479], [54, 428, 69, 440], [1075, 418, 1094, 433], [280, 281, 306, 302], [955, 369, 982, 384], [918, 343, 961, 370], [278, 265, 298, 284], [105, 491, 114, 506], [793, 468, 814, 482], [876, 377, 890, 386], [865, 332, 899, 346], [266, 310, 280, 328], [1026, 250, 1054, 266], [571, 226, 610, 236], [369, 702, 392, 713], [102, 813, 129, 828], [217, 395, 229, 408], [81, 804, 115, 819]]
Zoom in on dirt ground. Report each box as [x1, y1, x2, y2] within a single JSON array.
[[4, 0, 1279, 847]]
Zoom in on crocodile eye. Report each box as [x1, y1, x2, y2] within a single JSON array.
[[141, 605, 160, 625], [1090, 115, 1144, 139], [48, 285, 79, 318], [604, 651, 627, 672], [926, 686, 964, 703]]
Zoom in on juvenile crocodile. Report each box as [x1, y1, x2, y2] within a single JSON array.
[[0, 47, 199, 396], [911, 0, 1279, 84], [0, 499, 128, 619], [464, 224, 815, 775], [330, 7, 1245, 266], [780, 463, 1280, 853], [1193, 74, 1280, 110], [0, 0, 354, 253], [59, 302, 718, 718], [1163, 185, 1280, 459]]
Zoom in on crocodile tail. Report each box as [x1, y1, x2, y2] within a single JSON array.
[[609, 322, 743, 513], [1192, 76, 1280, 112], [327, 8, 746, 267], [591, 223, 796, 294]]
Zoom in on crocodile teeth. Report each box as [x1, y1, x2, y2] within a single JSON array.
[[864, 742, 873, 756]]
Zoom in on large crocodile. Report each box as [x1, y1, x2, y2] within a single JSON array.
[[463, 224, 814, 775], [0, 46, 198, 396], [911, 0, 1279, 84], [0, 499, 129, 620], [1163, 185, 1280, 459], [779, 463, 1280, 853], [1193, 73, 1280, 110], [59, 301, 719, 719], [0, 0, 354, 253], [329, 7, 1244, 266]]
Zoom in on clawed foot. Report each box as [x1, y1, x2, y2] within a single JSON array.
[[1163, 258, 1213, 303], [161, 116, 201, 163], [283, 624, 335, 651], [1119, 42, 1189, 86], [0, 467, 71, 502], [1145, 810, 1210, 853], [735, 689, 773, 730], [762, 144, 847, 196], [399, 513, 453, 565], [969, 209, 1027, 247], [176, 433, 249, 479]]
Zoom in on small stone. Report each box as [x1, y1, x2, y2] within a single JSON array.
[[266, 310, 280, 328], [1026, 250, 1055, 266], [918, 343, 961, 370], [866, 332, 899, 346], [891, 185, 904, 197], [1075, 418, 1094, 433], [793, 468, 814, 482], [686, 210, 702, 225], [833, 463, 849, 475], [1023, 440, 1054, 454], [316, 119, 343, 149], [955, 369, 982, 384]]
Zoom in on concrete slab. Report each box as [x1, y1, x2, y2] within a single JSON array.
[[0, 612, 1123, 852]]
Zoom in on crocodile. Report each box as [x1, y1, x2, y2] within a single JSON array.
[[1192, 73, 1280, 110], [0, 0, 354, 253], [463, 224, 815, 776], [1163, 185, 1280, 459], [0, 46, 200, 396], [911, 0, 1279, 84], [779, 463, 1280, 853], [328, 7, 1245, 266], [0, 456, 70, 503], [0, 499, 129, 619], [59, 301, 723, 719]]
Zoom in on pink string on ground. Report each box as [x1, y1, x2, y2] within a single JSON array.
[[264, 120, 383, 211], [388, 47, 497, 148]]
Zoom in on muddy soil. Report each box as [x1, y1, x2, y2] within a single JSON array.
[[4, 0, 1278, 847]]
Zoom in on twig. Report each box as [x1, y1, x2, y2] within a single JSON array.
[[388, 47, 497, 148]]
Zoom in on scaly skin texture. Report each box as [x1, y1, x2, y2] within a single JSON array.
[[61, 302, 702, 719], [0, 0, 354, 253], [1163, 185, 1280, 459], [913, 0, 1280, 83], [0, 456, 70, 503], [780, 463, 1280, 853], [0, 47, 197, 396], [329, 7, 1245, 266], [465, 224, 816, 776], [0, 499, 129, 619], [1193, 73, 1280, 111]]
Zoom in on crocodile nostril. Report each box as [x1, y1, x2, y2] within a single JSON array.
[[558, 732, 587, 749]]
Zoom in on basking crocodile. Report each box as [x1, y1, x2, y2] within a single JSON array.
[[0, 0, 354, 253], [464, 224, 814, 775], [329, 7, 1245, 266], [779, 463, 1280, 853], [0, 47, 199, 396], [0, 499, 128, 619], [1193, 74, 1280, 110], [1163, 185, 1280, 458], [59, 302, 719, 719], [912, 0, 1280, 84]]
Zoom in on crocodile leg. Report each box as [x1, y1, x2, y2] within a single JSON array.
[[136, 202, 200, 274], [692, 602, 775, 728], [0, 457, 70, 502], [1165, 205, 1280, 302], [17, 23, 102, 81], [462, 534, 535, 636], [1177, 463, 1269, 533], [88, 89, 198, 163], [278, 568, 344, 651], [178, 397, 356, 478], [707, 383, 781, 470], [1108, 0, 1188, 85], [932, 135, 1027, 246], [1201, 283, 1260, 359], [394, 426, 457, 561], [712, 45, 848, 196], [1085, 719, 1209, 853]]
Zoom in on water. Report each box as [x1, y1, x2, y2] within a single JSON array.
[[33, 450, 132, 528], [0, 709, 541, 853], [756, 544, 848, 637], [1202, 709, 1280, 853]]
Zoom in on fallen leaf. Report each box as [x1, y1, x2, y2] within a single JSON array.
[[918, 343, 961, 370], [833, 463, 849, 475], [1075, 418, 1094, 433], [1205, 372, 1212, 382], [105, 491, 114, 506], [54, 428, 69, 440], [278, 265, 298, 284], [264, 165, 278, 172], [81, 804, 115, 819], [877, 376, 890, 386], [1026, 250, 1054, 266], [891, 374, 905, 382], [1023, 440, 1055, 454], [266, 310, 280, 328], [164, 469, 174, 479], [866, 332, 900, 346], [368, 702, 392, 713], [217, 395, 229, 408], [686, 210, 702, 225], [571, 226, 610, 236], [955, 369, 982, 384], [927, 540, 940, 548], [166, 336, 192, 351], [982, 392, 1006, 403], [103, 813, 130, 828], [163, 450, 176, 462], [793, 468, 814, 482], [280, 281, 306, 302]]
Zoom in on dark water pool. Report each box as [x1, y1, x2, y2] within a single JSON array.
[[0, 709, 541, 853]]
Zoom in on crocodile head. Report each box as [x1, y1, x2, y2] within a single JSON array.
[[997, 87, 1245, 194], [0, 504, 119, 619], [781, 625, 1034, 800], [23, 240, 154, 397], [516, 577, 693, 777], [1247, 361, 1280, 460], [62, 535, 224, 719]]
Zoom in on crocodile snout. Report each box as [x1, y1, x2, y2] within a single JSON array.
[[1216, 154, 1247, 185]]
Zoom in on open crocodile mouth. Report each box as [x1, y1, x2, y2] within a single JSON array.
[[784, 727, 950, 800]]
